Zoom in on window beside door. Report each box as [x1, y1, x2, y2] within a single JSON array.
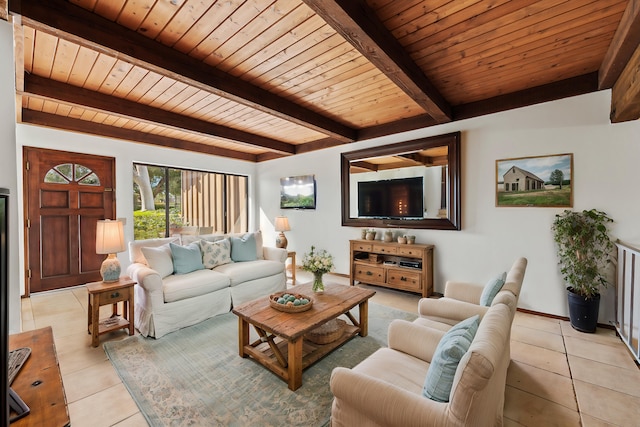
[[132, 164, 248, 240]]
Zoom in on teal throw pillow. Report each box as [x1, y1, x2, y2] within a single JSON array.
[[200, 238, 232, 269], [230, 233, 257, 262], [170, 242, 205, 274], [479, 272, 507, 306], [422, 315, 480, 402]]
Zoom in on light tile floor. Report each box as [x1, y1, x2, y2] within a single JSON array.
[[18, 271, 640, 426]]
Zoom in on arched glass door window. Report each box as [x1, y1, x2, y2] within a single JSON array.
[[44, 163, 100, 186]]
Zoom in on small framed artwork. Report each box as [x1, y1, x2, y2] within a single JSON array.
[[496, 153, 573, 207], [280, 175, 316, 209]]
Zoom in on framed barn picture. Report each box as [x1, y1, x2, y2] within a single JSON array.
[[496, 153, 573, 207]]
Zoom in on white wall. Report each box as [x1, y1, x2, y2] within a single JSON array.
[[0, 21, 20, 333], [257, 90, 640, 323], [15, 125, 257, 297]]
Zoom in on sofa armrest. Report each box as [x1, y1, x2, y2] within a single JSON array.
[[127, 263, 163, 291], [263, 246, 287, 263], [127, 263, 167, 310], [443, 281, 484, 303], [388, 319, 446, 362], [330, 367, 449, 427], [418, 297, 490, 323]]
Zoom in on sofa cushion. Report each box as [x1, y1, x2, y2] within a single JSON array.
[[170, 242, 205, 274], [181, 233, 225, 246], [140, 244, 173, 278], [479, 272, 507, 306], [162, 269, 230, 303], [422, 315, 480, 402], [228, 231, 264, 260], [200, 238, 232, 269], [213, 259, 284, 286], [230, 233, 258, 262], [129, 236, 180, 264]]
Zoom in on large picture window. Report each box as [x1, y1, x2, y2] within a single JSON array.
[[133, 164, 248, 240]]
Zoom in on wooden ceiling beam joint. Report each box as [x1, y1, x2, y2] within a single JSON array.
[[599, 0, 640, 89], [611, 41, 640, 122]]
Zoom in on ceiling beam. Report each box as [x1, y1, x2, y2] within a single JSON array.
[[454, 73, 600, 121], [599, 0, 640, 89], [21, 110, 257, 162], [22, 74, 296, 155], [302, 0, 452, 123], [356, 74, 599, 141], [9, 0, 358, 142], [610, 42, 640, 122], [0, 0, 7, 21]]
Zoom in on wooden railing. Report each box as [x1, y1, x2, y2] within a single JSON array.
[[615, 240, 640, 364]]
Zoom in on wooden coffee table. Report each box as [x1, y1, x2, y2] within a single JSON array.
[[232, 283, 375, 390]]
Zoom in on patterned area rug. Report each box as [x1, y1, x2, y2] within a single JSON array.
[[104, 301, 416, 427]]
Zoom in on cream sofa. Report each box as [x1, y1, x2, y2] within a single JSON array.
[[415, 257, 527, 330], [126, 231, 286, 338], [330, 292, 517, 427]]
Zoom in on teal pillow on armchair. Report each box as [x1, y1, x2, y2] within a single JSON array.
[[422, 315, 480, 402], [479, 272, 507, 306]]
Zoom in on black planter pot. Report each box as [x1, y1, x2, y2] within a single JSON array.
[[567, 287, 600, 333]]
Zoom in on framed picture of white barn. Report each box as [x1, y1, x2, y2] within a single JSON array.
[[496, 153, 573, 207]]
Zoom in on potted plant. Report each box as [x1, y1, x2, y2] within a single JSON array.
[[551, 209, 615, 332]]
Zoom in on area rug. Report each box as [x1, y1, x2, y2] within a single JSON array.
[[104, 302, 416, 427]]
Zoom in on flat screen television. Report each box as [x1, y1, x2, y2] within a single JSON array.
[[358, 176, 424, 219], [280, 175, 316, 209]]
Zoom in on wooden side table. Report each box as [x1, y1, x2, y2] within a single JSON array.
[[287, 251, 296, 284], [86, 276, 136, 347]]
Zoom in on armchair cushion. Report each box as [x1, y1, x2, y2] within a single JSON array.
[[479, 272, 506, 306], [200, 238, 232, 268], [170, 242, 205, 274], [422, 315, 480, 402], [140, 244, 173, 278], [230, 233, 258, 262]]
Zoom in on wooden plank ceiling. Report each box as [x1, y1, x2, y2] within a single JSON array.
[[5, 0, 640, 162]]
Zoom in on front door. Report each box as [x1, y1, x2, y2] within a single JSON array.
[[24, 147, 116, 293]]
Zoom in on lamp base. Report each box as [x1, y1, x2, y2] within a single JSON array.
[[100, 254, 121, 283], [275, 232, 288, 249]]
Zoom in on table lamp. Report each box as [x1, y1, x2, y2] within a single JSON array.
[[274, 216, 291, 249], [96, 219, 125, 282]]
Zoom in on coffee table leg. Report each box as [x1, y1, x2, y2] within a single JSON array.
[[238, 318, 249, 358], [287, 338, 303, 391], [359, 300, 369, 337]]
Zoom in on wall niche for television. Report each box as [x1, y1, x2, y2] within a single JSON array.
[[341, 132, 461, 230]]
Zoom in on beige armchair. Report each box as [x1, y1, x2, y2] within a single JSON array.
[[415, 257, 527, 330], [330, 293, 517, 427]]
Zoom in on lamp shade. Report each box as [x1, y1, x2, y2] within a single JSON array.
[[96, 219, 125, 255], [274, 216, 291, 232]]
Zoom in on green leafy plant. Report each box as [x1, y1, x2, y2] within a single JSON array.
[[551, 209, 615, 299]]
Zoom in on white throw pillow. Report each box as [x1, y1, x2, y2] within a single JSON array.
[[200, 238, 232, 269], [141, 244, 174, 278]]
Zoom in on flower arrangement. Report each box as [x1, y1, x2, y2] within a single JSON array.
[[301, 246, 334, 292]]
